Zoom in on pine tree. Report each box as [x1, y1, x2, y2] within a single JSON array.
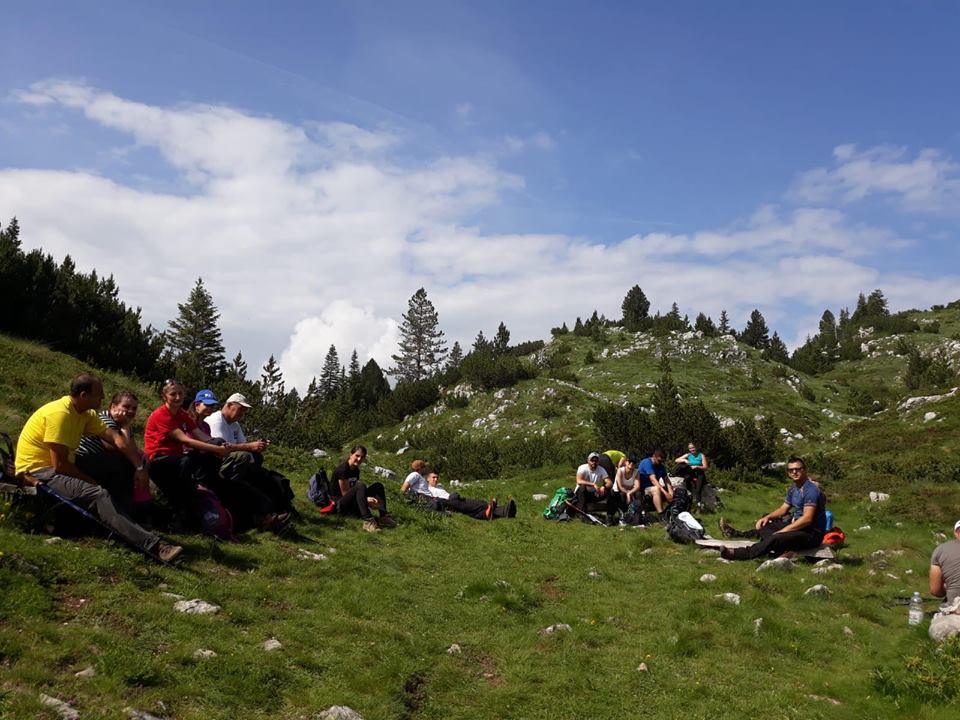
[[493, 322, 510, 356], [348, 350, 361, 379], [359, 359, 391, 408], [621, 285, 651, 331], [818, 310, 837, 347], [166, 278, 227, 388], [319, 344, 342, 402], [447, 341, 464, 369], [389, 288, 448, 383], [573, 317, 585, 335], [765, 332, 790, 363], [718, 309, 731, 334], [694, 312, 717, 336], [230, 352, 248, 381], [259, 355, 285, 406], [740, 309, 770, 349], [472, 330, 491, 354]]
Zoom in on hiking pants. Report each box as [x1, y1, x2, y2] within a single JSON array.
[[148, 453, 215, 522], [209, 451, 274, 530], [33, 468, 159, 553], [730, 524, 824, 560], [676, 464, 707, 504], [76, 451, 135, 515], [443, 492, 489, 519], [337, 481, 388, 520]]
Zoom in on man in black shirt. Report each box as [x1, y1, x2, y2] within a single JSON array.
[[330, 445, 395, 533]]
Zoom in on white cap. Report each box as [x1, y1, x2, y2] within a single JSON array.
[[954, 519, 960, 532], [225, 392, 252, 408], [588, 452, 600, 461]]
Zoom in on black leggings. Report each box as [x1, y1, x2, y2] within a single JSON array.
[[337, 481, 388, 520], [730, 519, 824, 560], [676, 464, 707, 503]]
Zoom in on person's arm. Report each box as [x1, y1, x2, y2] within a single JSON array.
[[102, 427, 151, 489], [575, 469, 594, 487], [674, 454, 688, 465], [229, 439, 269, 453], [773, 503, 815, 534], [47, 443, 98, 484], [930, 564, 946, 598], [700, 454, 709, 471], [400, 477, 412, 493], [338, 475, 352, 495], [756, 502, 791, 530], [169, 427, 230, 457]]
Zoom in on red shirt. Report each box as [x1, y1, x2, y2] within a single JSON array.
[[144, 405, 197, 458]]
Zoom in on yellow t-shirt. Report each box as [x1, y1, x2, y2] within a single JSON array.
[[604, 449, 626, 467], [15, 396, 107, 474]]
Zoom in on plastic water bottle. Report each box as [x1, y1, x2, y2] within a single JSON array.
[[908, 591, 923, 626], [824, 510, 833, 531]]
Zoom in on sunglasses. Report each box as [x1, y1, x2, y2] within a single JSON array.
[[787, 467, 805, 474]]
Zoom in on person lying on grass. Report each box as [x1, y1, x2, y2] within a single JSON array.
[[718, 455, 827, 561], [16, 373, 182, 563], [401, 460, 513, 519], [330, 444, 396, 533]]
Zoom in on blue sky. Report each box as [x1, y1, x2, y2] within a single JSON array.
[[2, 1, 959, 389]]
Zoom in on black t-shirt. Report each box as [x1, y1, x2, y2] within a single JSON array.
[[330, 461, 360, 499]]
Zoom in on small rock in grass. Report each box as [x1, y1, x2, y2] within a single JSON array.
[[807, 694, 841, 706], [857, 526, 872, 532], [541, 623, 572, 635], [699, 548, 720, 556], [263, 637, 283, 651], [717, 558, 733, 564], [843, 626, 854, 637], [316, 706, 365, 720], [446, 643, 462, 655], [174, 599, 220, 615], [868, 492, 889, 503], [637, 662, 648, 672], [640, 548, 654, 555], [297, 549, 328, 561], [193, 649, 217, 659], [716, 592, 741, 605], [587, 569, 601, 578], [126, 710, 167, 720], [161, 592, 186, 600], [895, 522, 903, 528], [74, 666, 96, 678], [757, 557, 794, 572], [44, 536, 62, 544], [885, 573, 900, 580], [905, 569, 913, 575], [700, 574, 717, 583], [532, 494, 548, 501], [805, 584, 831, 597], [39, 694, 79, 720], [812, 564, 844, 575], [871, 549, 886, 558], [934, 532, 947, 540], [923, 411, 937, 422], [753, 618, 763, 635]]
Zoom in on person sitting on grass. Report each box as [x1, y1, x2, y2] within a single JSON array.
[[401, 460, 511, 519], [573, 451, 611, 521], [929, 520, 960, 641], [610, 452, 643, 524], [15, 374, 182, 563], [639, 449, 673, 519], [330, 444, 396, 533], [674, 441, 708, 509], [188, 389, 220, 435], [597, 449, 625, 485], [718, 455, 826, 561]]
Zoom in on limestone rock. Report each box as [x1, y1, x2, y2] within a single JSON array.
[[532, 494, 548, 501], [263, 637, 282, 651], [39, 694, 79, 720], [126, 710, 168, 720], [804, 584, 831, 596], [716, 592, 741, 605], [923, 411, 937, 422], [316, 706, 365, 720], [757, 557, 794, 572], [753, 618, 763, 635], [174, 599, 220, 615], [540, 623, 572, 635], [297, 548, 328, 561], [74, 666, 96, 678], [312, 448, 328, 458], [869, 492, 890, 503], [812, 564, 844, 575], [372, 466, 397, 481], [843, 626, 854, 637], [446, 643, 462, 655], [193, 648, 217, 659], [699, 574, 717, 583], [637, 662, 649, 672]]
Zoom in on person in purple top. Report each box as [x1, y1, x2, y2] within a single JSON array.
[[718, 456, 826, 560]]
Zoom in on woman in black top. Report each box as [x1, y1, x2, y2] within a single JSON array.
[[331, 445, 395, 533]]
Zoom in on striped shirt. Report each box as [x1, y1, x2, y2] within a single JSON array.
[[76, 411, 120, 458]]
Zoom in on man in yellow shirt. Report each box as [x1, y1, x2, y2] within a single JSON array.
[[16, 374, 182, 563]]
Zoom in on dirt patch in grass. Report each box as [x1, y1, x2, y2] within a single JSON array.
[[537, 574, 565, 601]]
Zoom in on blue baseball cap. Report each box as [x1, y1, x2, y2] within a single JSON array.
[[194, 389, 219, 406]]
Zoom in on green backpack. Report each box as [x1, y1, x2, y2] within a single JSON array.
[[542, 487, 574, 520]]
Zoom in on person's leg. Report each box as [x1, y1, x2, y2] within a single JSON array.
[[691, 469, 706, 504], [338, 482, 374, 520], [646, 486, 664, 514], [220, 450, 257, 485], [607, 490, 623, 522], [445, 492, 492, 520], [76, 452, 135, 515], [574, 486, 595, 513], [148, 455, 197, 517], [729, 528, 823, 560], [36, 468, 160, 553]]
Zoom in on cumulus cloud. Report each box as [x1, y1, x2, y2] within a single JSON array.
[[790, 144, 960, 214], [1, 80, 956, 390]]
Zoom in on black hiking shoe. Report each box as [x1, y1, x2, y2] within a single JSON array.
[[719, 516, 737, 539], [507, 499, 517, 518]]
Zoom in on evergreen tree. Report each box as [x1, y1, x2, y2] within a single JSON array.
[[230, 352, 248, 381], [166, 278, 227, 388], [818, 310, 838, 346], [621, 285, 651, 331], [550, 322, 570, 336], [348, 349, 361, 379], [740, 309, 770, 349], [694, 312, 717, 336], [573, 317, 585, 335], [472, 330, 491, 354], [765, 332, 790, 363], [493, 322, 511, 356], [259, 355, 285, 406], [359, 359, 391, 408], [389, 288, 448, 382], [718, 309, 731, 334], [319, 344, 342, 402], [447, 341, 464, 369]]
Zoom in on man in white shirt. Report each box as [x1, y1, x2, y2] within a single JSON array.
[[573, 451, 611, 521]]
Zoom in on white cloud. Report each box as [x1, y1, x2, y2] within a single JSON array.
[[503, 131, 556, 153], [1, 81, 957, 390], [790, 144, 960, 213]]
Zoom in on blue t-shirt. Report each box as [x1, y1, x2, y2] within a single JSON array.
[[785, 479, 827, 533], [686, 452, 704, 467], [638, 457, 667, 490]]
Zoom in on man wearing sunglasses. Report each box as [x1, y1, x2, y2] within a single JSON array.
[[718, 456, 827, 561]]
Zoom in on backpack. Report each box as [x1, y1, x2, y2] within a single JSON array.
[[670, 487, 692, 514], [254, 468, 295, 512], [667, 510, 706, 544], [192, 484, 235, 541], [542, 487, 574, 520], [307, 468, 333, 507], [822, 527, 846, 546], [698, 482, 721, 512]]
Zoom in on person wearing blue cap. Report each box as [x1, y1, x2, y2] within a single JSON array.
[[189, 389, 220, 436]]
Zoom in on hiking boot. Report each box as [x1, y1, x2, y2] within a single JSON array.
[[484, 498, 497, 520], [507, 499, 517, 518], [378, 514, 397, 528], [719, 516, 737, 539], [720, 546, 736, 561], [156, 541, 183, 564], [362, 518, 381, 533]]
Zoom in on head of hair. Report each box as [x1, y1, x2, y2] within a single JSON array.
[[349, 444, 368, 458], [69, 373, 100, 397], [627, 452, 640, 464], [110, 390, 138, 407], [410, 459, 428, 473], [161, 379, 184, 398], [787, 455, 806, 468], [652, 448, 665, 459]]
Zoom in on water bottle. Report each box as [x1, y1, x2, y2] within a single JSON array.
[[908, 591, 923, 626], [824, 510, 833, 531]]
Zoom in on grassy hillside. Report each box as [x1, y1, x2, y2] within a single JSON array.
[[2, 325, 960, 719]]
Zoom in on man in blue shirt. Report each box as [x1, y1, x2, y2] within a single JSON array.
[[718, 456, 826, 561], [638, 449, 673, 517]]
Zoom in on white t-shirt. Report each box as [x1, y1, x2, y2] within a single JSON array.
[[404, 471, 429, 495], [615, 467, 639, 491], [206, 411, 247, 444], [576, 463, 608, 486]]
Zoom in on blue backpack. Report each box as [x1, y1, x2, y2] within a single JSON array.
[[307, 468, 333, 508]]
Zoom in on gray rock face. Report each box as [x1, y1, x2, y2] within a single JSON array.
[[372, 466, 397, 481], [174, 599, 221, 615]]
